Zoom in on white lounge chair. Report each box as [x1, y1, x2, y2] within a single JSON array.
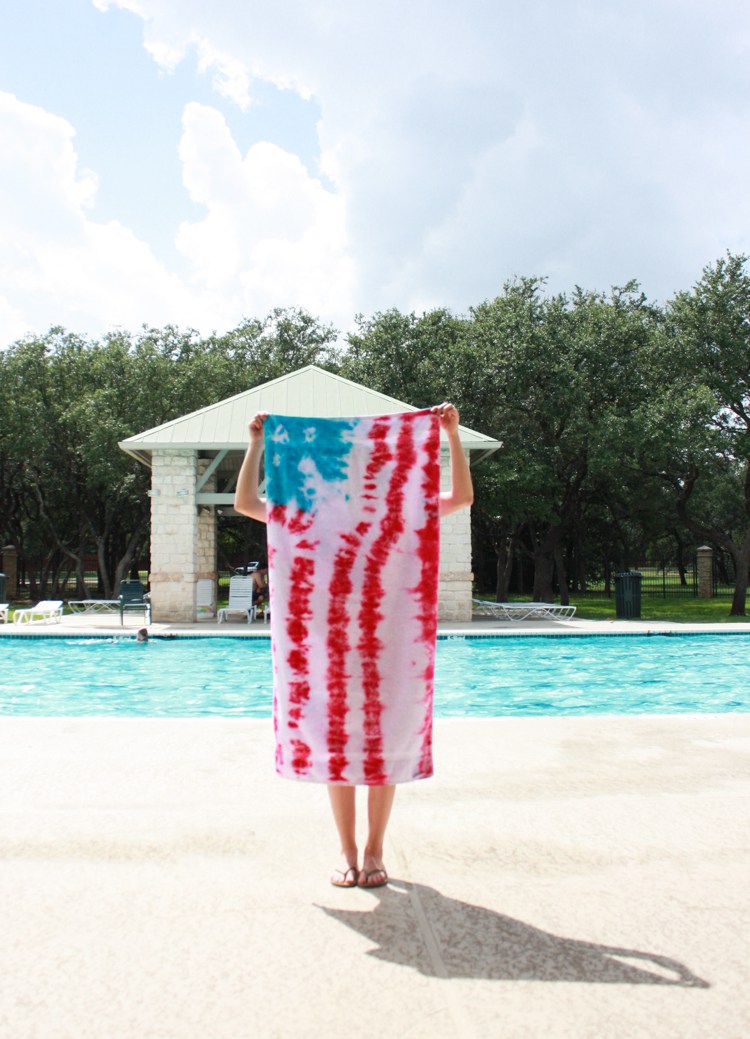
[[217, 576, 256, 624], [196, 578, 215, 621], [472, 599, 576, 621], [67, 599, 120, 614], [0, 603, 9, 623], [13, 600, 64, 624]]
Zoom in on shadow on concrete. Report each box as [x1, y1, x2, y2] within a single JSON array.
[[319, 881, 710, 988]]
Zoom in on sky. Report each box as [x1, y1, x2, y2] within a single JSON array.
[[1, 0, 749, 347]]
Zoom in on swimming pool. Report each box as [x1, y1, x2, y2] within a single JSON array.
[[1, 633, 747, 718]]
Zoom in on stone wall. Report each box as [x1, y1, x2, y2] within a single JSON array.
[[697, 545, 713, 599], [196, 460, 218, 619], [438, 448, 473, 622], [149, 450, 200, 623]]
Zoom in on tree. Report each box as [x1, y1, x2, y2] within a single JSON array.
[[447, 279, 660, 602], [340, 307, 463, 406], [0, 330, 152, 596], [0, 309, 341, 598], [641, 253, 750, 615]]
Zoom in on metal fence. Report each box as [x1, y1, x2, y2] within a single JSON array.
[[713, 555, 741, 599], [631, 562, 698, 598], [16, 560, 740, 604], [14, 570, 239, 602], [15, 570, 102, 597], [580, 561, 699, 598]]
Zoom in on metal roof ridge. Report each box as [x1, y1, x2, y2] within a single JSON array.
[[118, 364, 327, 445], [118, 364, 501, 455]]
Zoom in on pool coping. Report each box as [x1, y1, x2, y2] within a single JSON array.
[[3, 615, 750, 639]]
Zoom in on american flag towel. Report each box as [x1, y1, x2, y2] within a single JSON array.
[[264, 410, 441, 785]]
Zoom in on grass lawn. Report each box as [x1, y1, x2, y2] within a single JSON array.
[[499, 594, 748, 623]]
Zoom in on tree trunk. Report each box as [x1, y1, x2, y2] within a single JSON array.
[[112, 526, 146, 596], [32, 480, 85, 595], [729, 541, 750, 617], [674, 464, 750, 618], [75, 557, 88, 597], [95, 537, 112, 598], [575, 543, 587, 593], [532, 525, 560, 602], [494, 533, 519, 602], [532, 552, 554, 601], [730, 579, 747, 616], [554, 545, 570, 606]]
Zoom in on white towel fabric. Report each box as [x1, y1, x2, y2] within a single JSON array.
[[264, 410, 441, 784]]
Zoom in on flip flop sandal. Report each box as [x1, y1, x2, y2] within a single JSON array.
[[330, 866, 359, 888], [358, 868, 389, 889]]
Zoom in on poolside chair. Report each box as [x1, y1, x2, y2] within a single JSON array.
[[67, 598, 120, 614], [196, 578, 215, 621], [0, 603, 9, 624], [217, 575, 256, 624], [12, 600, 64, 624], [119, 580, 151, 625], [472, 599, 577, 621]]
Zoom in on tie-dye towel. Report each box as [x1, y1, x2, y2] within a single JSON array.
[[264, 410, 441, 785]]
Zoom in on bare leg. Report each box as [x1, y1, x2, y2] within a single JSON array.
[[327, 785, 358, 886], [360, 784, 395, 887]]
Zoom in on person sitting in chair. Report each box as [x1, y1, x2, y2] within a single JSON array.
[[252, 552, 269, 607]]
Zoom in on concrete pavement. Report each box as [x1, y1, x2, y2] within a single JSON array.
[[1, 613, 750, 1037], [1, 711, 749, 1038]]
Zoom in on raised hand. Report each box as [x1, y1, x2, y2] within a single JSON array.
[[248, 411, 269, 444], [431, 402, 460, 434]]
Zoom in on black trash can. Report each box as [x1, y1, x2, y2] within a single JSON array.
[[614, 571, 642, 619], [0, 573, 5, 603]]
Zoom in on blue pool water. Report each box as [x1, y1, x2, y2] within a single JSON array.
[[0, 633, 748, 718]]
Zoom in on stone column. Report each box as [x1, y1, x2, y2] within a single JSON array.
[[697, 545, 714, 599], [2, 545, 17, 598], [196, 459, 217, 619], [149, 449, 199, 623], [438, 448, 473, 622]]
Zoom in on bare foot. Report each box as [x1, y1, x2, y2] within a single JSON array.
[[330, 850, 359, 888], [358, 853, 388, 888], [330, 865, 359, 888]]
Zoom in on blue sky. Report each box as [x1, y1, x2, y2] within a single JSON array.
[[1, 0, 749, 346], [1, 0, 321, 271]]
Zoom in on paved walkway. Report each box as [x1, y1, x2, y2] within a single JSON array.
[[2, 615, 750, 1037], [4, 608, 750, 637]]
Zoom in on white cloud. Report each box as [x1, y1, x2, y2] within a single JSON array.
[[92, 0, 750, 316], [0, 92, 199, 341], [4, 0, 750, 346], [0, 86, 354, 347], [0, 296, 28, 345], [194, 40, 253, 110], [175, 102, 354, 323]]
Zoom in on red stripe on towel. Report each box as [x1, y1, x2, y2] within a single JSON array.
[[285, 544, 315, 773], [414, 418, 441, 778], [412, 417, 441, 647], [325, 418, 393, 782], [358, 417, 418, 784]]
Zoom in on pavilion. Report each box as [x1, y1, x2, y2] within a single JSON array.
[[119, 365, 500, 622]]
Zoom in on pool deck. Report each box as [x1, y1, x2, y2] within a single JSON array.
[[2, 615, 750, 1037], [4, 608, 750, 638]]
